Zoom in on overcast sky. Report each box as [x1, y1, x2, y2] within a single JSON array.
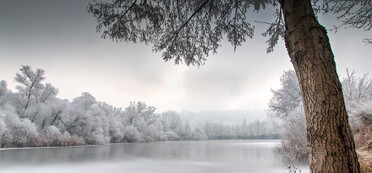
[[0, 0, 371, 113]]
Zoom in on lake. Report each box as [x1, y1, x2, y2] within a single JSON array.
[[0, 140, 309, 173]]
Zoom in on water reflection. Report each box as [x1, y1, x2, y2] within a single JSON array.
[[0, 140, 309, 173]]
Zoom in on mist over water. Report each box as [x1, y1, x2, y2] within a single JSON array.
[[0, 140, 309, 173]]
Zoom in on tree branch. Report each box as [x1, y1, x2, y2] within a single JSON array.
[[233, 0, 239, 51], [121, 0, 137, 18], [168, 0, 211, 46], [363, 38, 372, 45]]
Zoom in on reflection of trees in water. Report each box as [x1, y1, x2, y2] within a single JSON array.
[[0, 140, 283, 167]]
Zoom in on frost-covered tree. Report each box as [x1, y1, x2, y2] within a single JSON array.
[[39, 83, 58, 104], [0, 66, 88, 147], [88, 0, 371, 171], [342, 69, 372, 110], [98, 103, 125, 143], [142, 118, 164, 142], [0, 81, 11, 107], [122, 101, 157, 142], [63, 93, 110, 145], [13, 67, 60, 129], [269, 70, 301, 119], [45, 98, 67, 128], [190, 127, 208, 140], [14, 66, 45, 111], [9, 66, 62, 130], [180, 120, 192, 139], [161, 111, 183, 134], [240, 119, 248, 135], [269, 70, 306, 162]]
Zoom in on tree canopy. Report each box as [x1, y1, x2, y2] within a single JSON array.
[[88, 0, 370, 65]]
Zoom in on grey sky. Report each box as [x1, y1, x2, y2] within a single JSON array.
[[0, 0, 371, 113]]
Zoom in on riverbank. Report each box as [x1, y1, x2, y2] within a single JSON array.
[[357, 149, 372, 172]]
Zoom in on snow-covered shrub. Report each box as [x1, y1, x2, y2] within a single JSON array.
[[350, 103, 372, 150], [69, 134, 85, 146], [42, 125, 62, 146], [123, 125, 142, 142], [163, 131, 180, 141], [278, 106, 308, 168], [2, 112, 38, 147], [108, 119, 125, 143], [190, 127, 208, 140]]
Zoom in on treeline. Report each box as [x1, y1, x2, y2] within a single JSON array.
[[0, 66, 278, 148], [269, 70, 372, 171], [203, 119, 279, 140]]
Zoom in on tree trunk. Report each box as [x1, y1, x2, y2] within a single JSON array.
[[279, 0, 361, 172]]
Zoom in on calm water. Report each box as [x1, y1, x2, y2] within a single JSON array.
[[0, 140, 309, 173]]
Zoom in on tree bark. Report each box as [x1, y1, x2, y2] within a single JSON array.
[[279, 0, 361, 172]]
